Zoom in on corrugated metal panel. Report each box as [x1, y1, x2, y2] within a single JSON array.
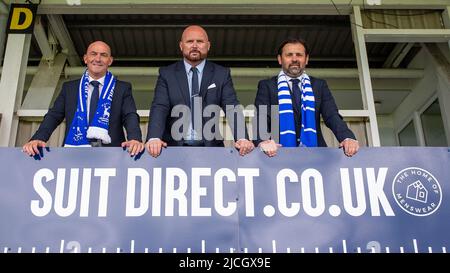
[[361, 10, 443, 29], [25, 14, 397, 68], [65, 14, 346, 66]]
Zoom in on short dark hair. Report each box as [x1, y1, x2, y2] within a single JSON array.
[[277, 38, 309, 56]]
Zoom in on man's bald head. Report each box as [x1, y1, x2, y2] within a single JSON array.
[[181, 25, 209, 42], [86, 41, 112, 56], [83, 41, 113, 79]]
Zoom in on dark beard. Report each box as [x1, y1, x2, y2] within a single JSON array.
[[184, 50, 204, 62], [285, 66, 304, 78]]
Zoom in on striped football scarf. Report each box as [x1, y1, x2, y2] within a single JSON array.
[[277, 71, 317, 147]]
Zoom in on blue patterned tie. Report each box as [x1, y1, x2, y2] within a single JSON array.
[[89, 81, 100, 124]]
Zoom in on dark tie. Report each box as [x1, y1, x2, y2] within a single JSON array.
[[190, 67, 199, 129], [89, 80, 100, 124], [290, 78, 301, 108]]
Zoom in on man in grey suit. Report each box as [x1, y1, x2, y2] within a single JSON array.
[[146, 25, 254, 157]]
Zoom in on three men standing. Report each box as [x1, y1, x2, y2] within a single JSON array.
[[23, 31, 358, 159]]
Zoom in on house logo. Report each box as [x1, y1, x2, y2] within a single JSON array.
[[392, 167, 442, 216]]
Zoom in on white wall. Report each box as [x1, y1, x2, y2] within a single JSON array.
[[377, 114, 397, 146], [392, 48, 438, 131]]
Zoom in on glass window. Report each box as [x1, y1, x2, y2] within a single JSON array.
[[398, 121, 418, 146], [421, 100, 447, 147]]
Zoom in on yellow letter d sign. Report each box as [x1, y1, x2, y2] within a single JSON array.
[[6, 4, 38, 34]]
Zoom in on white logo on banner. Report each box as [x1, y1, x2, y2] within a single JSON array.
[[392, 167, 442, 216]]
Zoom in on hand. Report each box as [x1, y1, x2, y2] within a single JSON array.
[[22, 140, 46, 156], [145, 138, 167, 158], [259, 140, 282, 157], [121, 140, 145, 156], [339, 138, 359, 157], [234, 139, 255, 156]]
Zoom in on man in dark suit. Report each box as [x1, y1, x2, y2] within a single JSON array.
[[254, 38, 359, 157], [146, 25, 254, 157], [22, 41, 144, 156]]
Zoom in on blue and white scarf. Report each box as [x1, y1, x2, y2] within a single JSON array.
[[64, 70, 116, 147], [277, 71, 318, 147]]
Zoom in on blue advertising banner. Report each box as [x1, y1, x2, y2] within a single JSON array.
[[0, 147, 449, 253]]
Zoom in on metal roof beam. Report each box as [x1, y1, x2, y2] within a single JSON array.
[[0, 1, 8, 14], [0, 18, 6, 65], [0, 1, 8, 64], [21, 54, 67, 110], [33, 16, 55, 63], [67, 24, 349, 29], [383, 43, 415, 68], [443, 6, 450, 50], [364, 29, 450, 43], [111, 57, 360, 62], [0, 66, 425, 79], [60, 67, 425, 79], [29, 1, 450, 15], [391, 43, 414, 68]]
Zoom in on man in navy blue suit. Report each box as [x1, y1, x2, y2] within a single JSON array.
[[22, 41, 144, 156], [146, 25, 254, 157], [254, 38, 359, 157]]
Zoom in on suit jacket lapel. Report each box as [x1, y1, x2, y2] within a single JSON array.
[[175, 61, 190, 106], [66, 80, 81, 127], [270, 77, 278, 105], [200, 60, 214, 99], [310, 78, 320, 111]]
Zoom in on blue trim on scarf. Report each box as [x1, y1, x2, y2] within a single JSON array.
[[299, 74, 318, 147], [277, 71, 317, 147], [64, 70, 116, 147], [277, 73, 296, 147]]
